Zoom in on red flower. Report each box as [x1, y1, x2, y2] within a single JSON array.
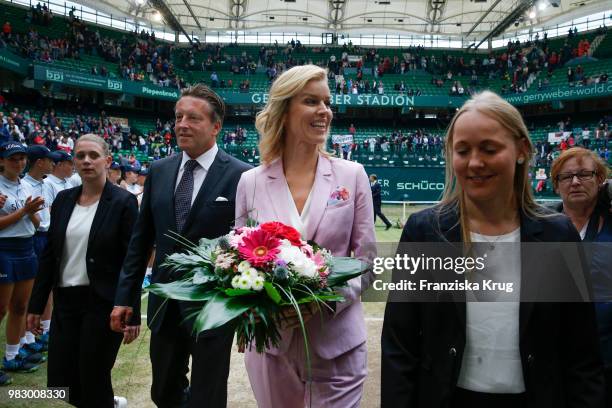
[[260, 222, 302, 246], [238, 229, 280, 267]]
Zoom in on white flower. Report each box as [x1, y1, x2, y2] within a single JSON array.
[[252, 276, 265, 291], [242, 267, 259, 279], [237, 260, 252, 273], [279, 245, 318, 278], [293, 257, 318, 278], [237, 275, 252, 290], [279, 239, 293, 249], [231, 275, 242, 289]]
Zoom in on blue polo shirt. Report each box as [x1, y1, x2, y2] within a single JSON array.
[[0, 174, 36, 238], [43, 174, 70, 201]]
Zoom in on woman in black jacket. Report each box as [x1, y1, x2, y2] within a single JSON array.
[[381, 91, 605, 408], [27, 134, 140, 408]]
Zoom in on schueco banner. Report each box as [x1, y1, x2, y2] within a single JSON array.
[[364, 166, 445, 202]]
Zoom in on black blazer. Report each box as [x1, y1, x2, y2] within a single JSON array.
[[29, 181, 140, 324], [381, 205, 605, 408], [371, 181, 382, 208], [114, 148, 252, 334]]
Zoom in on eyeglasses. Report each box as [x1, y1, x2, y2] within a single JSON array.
[[556, 170, 597, 184]]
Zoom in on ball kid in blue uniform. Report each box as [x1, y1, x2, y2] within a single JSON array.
[[0, 142, 46, 385]]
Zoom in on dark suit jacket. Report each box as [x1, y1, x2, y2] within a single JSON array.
[[381, 205, 605, 408], [371, 181, 382, 208], [114, 148, 252, 334], [29, 181, 140, 324]]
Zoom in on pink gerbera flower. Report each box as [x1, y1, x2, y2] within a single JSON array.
[[238, 229, 281, 267]]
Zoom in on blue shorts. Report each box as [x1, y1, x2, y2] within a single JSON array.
[[0, 237, 38, 284], [33, 232, 48, 258]]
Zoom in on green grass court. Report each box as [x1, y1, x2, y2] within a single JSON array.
[[0, 204, 424, 407]]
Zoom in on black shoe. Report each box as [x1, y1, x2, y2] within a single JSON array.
[[385, 224, 392, 230], [0, 370, 12, 386]]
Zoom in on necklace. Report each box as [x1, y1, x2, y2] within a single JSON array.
[[480, 234, 504, 251]]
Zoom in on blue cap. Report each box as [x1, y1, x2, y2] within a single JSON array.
[[138, 168, 149, 176], [123, 165, 137, 173], [0, 142, 27, 158], [27, 145, 53, 162], [110, 162, 121, 170], [50, 150, 73, 163]]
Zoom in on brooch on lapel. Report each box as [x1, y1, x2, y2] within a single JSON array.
[[327, 186, 350, 206]]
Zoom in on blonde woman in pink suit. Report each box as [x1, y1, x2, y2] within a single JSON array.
[[235, 64, 376, 407]]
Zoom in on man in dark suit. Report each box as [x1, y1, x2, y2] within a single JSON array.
[[370, 174, 392, 230], [111, 84, 251, 408]]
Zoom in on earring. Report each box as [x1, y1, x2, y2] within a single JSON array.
[[517, 157, 525, 165]]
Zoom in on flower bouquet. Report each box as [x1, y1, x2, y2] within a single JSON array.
[[147, 222, 369, 353]]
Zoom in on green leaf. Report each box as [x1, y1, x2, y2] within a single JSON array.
[[224, 288, 255, 297], [192, 266, 216, 285], [193, 293, 253, 332], [163, 253, 207, 268], [194, 238, 219, 260], [147, 281, 215, 302], [198, 237, 220, 248], [326, 257, 369, 288], [264, 282, 282, 304]]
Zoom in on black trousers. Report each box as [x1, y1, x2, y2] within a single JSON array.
[[374, 205, 392, 227], [451, 387, 526, 408], [606, 366, 612, 408], [47, 286, 123, 408], [150, 300, 234, 408]]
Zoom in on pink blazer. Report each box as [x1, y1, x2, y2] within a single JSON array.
[[235, 154, 376, 359]]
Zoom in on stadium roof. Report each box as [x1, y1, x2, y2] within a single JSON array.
[[77, 0, 609, 42]]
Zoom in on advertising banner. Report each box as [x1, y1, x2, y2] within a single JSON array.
[[363, 166, 445, 202], [0, 49, 29, 75]]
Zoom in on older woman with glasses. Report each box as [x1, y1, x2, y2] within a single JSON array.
[[551, 147, 612, 404]]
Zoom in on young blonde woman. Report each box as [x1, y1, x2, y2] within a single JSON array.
[[235, 65, 376, 407], [27, 134, 140, 407], [381, 91, 605, 408]]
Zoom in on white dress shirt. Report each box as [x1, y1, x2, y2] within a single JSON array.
[[175, 144, 218, 205]]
